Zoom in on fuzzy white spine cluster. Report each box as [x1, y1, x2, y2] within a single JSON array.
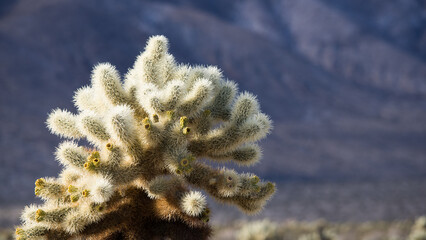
[[16, 35, 275, 240]]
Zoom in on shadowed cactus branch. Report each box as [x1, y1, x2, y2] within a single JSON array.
[[16, 35, 275, 240]]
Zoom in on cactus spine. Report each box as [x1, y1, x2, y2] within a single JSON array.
[[16, 35, 275, 239]]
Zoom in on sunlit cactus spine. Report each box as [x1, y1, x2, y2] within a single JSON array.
[[16, 35, 275, 240]]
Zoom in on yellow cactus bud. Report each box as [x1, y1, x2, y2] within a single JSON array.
[[180, 116, 188, 128], [182, 127, 190, 135], [203, 109, 211, 117], [91, 151, 100, 159], [93, 158, 100, 166], [166, 110, 174, 119], [180, 158, 189, 167], [70, 194, 80, 202], [251, 175, 260, 185], [201, 213, 209, 223], [152, 114, 159, 123], [82, 189, 90, 197], [198, 207, 210, 223], [35, 209, 45, 222], [204, 207, 210, 215], [254, 185, 261, 193], [35, 178, 45, 187], [34, 187, 41, 196], [15, 227, 24, 235], [84, 161, 95, 171], [142, 117, 151, 130], [68, 185, 78, 193], [106, 143, 113, 150], [94, 203, 106, 212], [176, 169, 182, 175]]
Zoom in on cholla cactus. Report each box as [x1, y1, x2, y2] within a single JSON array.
[[16, 35, 275, 239], [409, 216, 426, 240]]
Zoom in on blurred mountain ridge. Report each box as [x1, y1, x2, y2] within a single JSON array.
[[0, 0, 425, 204]]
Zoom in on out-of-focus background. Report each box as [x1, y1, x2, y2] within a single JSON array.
[[1, 0, 425, 239]]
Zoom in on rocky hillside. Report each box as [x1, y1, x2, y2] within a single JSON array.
[[0, 0, 425, 204]]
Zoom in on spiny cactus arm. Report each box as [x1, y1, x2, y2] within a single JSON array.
[[204, 143, 262, 166], [23, 206, 72, 225], [63, 202, 108, 234], [138, 82, 183, 116], [209, 80, 237, 121], [15, 224, 50, 240], [188, 113, 271, 157], [17, 191, 124, 240], [146, 175, 185, 199], [76, 70, 147, 120], [136, 82, 163, 115], [33, 177, 66, 200], [188, 92, 272, 156], [59, 167, 82, 185], [189, 80, 237, 136], [185, 162, 275, 214], [77, 111, 110, 145], [161, 53, 177, 83], [72, 144, 138, 186], [106, 105, 137, 144], [37, 170, 114, 206], [136, 79, 214, 121], [127, 35, 171, 87], [161, 80, 185, 110], [182, 65, 222, 91], [231, 92, 261, 126], [105, 105, 144, 158], [139, 116, 165, 147], [176, 78, 213, 117], [91, 62, 147, 119], [222, 182, 276, 214], [56, 142, 122, 183], [162, 146, 195, 177], [73, 86, 97, 112], [91, 63, 128, 106], [55, 141, 89, 168], [47, 109, 83, 139]]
